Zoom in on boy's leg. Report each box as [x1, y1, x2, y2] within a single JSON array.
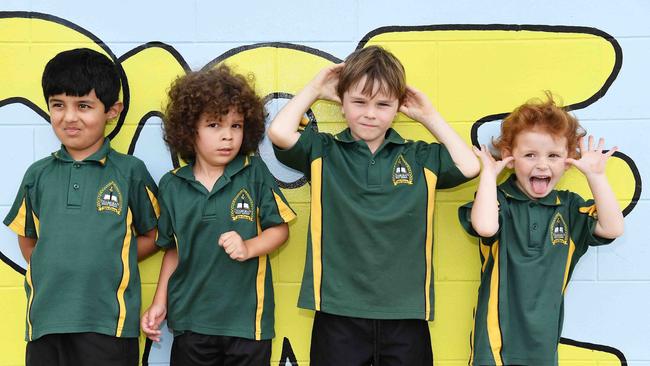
[[310, 311, 374, 366], [170, 331, 223, 366], [377, 319, 433, 366], [223, 336, 271, 366], [65, 332, 138, 366], [26, 334, 66, 366]]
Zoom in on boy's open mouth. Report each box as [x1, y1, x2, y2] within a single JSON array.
[[530, 176, 551, 195]]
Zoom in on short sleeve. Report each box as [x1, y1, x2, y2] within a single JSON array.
[[128, 161, 159, 235], [255, 161, 296, 230], [272, 122, 322, 177], [155, 187, 175, 249], [3, 170, 38, 238], [457, 191, 505, 245], [417, 142, 469, 189], [569, 193, 614, 249]]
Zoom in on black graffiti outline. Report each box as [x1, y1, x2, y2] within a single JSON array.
[[0, 17, 637, 365], [560, 337, 627, 364], [118, 41, 191, 168]]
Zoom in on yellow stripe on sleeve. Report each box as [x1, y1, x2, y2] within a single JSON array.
[[579, 204, 598, 218], [562, 238, 577, 294], [273, 191, 296, 223], [423, 168, 437, 320], [31, 212, 40, 238], [8, 198, 28, 236], [480, 239, 491, 273], [115, 209, 133, 337], [487, 241, 503, 365], [254, 209, 266, 340], [310, 158, 323, 310], [25, 264, 34, 341], [145, 186, 160, 219]]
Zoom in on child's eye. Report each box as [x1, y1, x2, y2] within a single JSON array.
[[525, 153, 535, 158], [78, 104, 90, 110], [232, 123, 243, 129], [207, 123, 217, 128]]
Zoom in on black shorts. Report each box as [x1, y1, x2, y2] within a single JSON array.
[[310, 311, 434, 366], [170, 331, 271, 366], [26, 332, 139, 366]]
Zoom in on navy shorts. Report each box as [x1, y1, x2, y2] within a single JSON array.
[[26, 332, 138, 366], [310, 311, 434, 366], [170, 331, 271, 366]]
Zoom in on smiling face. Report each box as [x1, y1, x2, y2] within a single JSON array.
[[194, 107, 244, 170], [503, 128, 570, 199], [48, 90, 121, 161], [341, 76, 400, 153]]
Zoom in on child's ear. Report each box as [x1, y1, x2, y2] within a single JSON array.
[[501, 149, 514, 168], [106, 101, 124, 120]]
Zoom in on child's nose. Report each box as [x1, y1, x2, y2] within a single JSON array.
[[63, 107, 78, 122], [221, 129, 233, 140]]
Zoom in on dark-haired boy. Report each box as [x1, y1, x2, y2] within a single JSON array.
[[3, 48, 159, 366], [268, 46, 479, 365]]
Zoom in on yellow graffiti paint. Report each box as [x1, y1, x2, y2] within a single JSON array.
[[0, 15, 632, 366], [0, 16, 124, 137], [111, 45, 188, 153]]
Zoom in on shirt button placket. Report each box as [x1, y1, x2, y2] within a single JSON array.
[[68, 163, 83, 207]]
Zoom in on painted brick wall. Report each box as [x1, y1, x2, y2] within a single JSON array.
[[0, 1, 648, 365]]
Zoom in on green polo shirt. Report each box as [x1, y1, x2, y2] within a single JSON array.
[[273, 123, 468, 320], [3, 139, 159, 341], [458, 174, 613, 366], [156, 155, 296, 340]]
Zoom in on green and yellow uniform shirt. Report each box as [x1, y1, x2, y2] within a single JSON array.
[[458, 175, 613, 366], [273, 123, 468, 320], [156, 155, 295, 340], [3, 139, 159, 341]]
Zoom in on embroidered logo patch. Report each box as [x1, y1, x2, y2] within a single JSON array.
[[550, 212, 569, 245], [392, 155, 413, 185], [231, 188, 254, 221], [97, 181, 122, 215]]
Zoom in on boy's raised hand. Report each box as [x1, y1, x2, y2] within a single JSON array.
[[399, 85, 437, 124], [307, 63, 345, 103], [474, 144, 513, 177], [218, 231, 249, 261], [141, 303, 166, 342], [566, 135, 617, 177]]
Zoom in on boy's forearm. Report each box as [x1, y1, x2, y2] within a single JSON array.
[[17, 236, 36, 263], [243, 224, 289, 259], [268, 85, 320, 149], [152, 248, 178, 306], [588, 173, 625, 238], [136, 228, 158, 260], [470, 171, 500, 237], [420, 112, 480, 178]]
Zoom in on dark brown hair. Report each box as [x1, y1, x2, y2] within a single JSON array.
[[493, 92, 585, 159], [163, 65, 266, 162], [336, 46, 406, 104]]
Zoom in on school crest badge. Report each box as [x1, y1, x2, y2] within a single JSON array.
[[392, 155, 413, 185], [231, 189, 254, 221], [550, 212, 569, 245], [97, 181, 122, 215]]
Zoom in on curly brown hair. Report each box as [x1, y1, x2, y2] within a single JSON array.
[[493, 92, 586, 159], [163, 65, 266, 162]]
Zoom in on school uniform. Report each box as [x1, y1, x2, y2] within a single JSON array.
[[156, 155, 295, 365], [4, 139, 159, 366], [458, 174, 613, 366], [273, 123, 469, 365]]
